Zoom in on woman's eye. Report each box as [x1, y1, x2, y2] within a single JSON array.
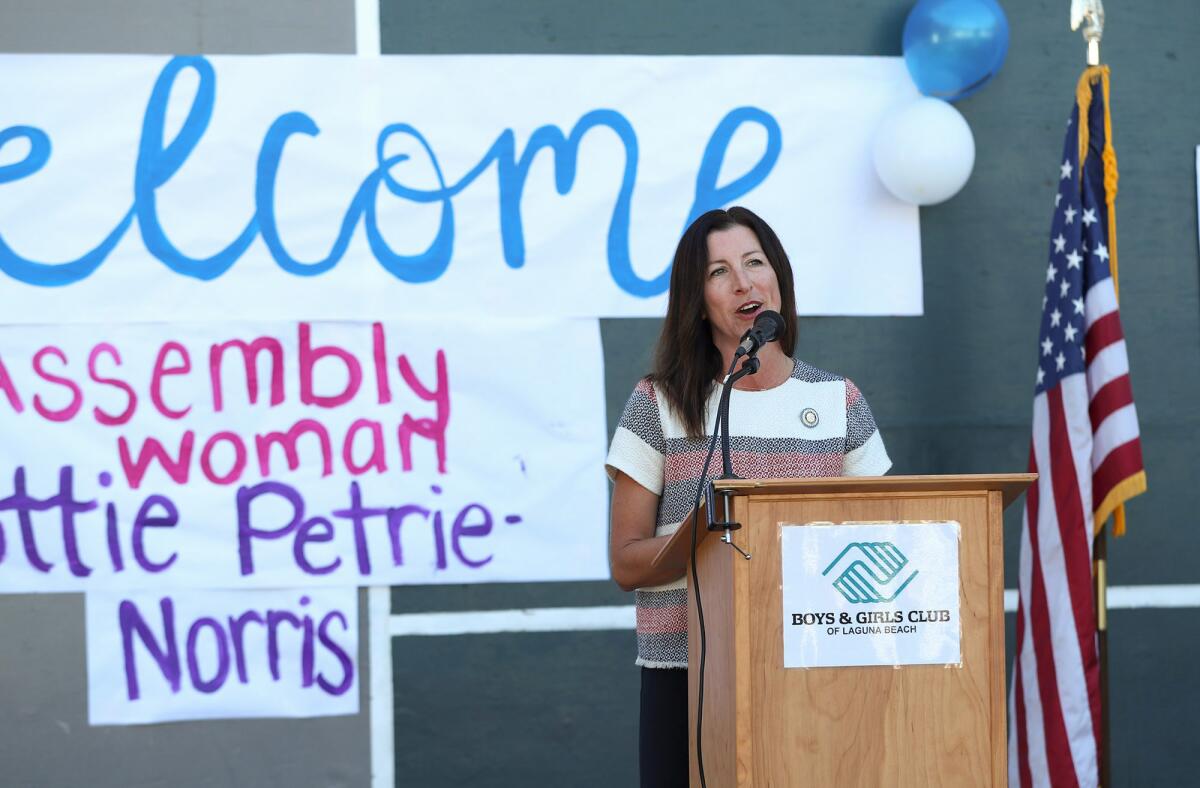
[[708, 267, 726, 278], [747, 258, 764, 267]]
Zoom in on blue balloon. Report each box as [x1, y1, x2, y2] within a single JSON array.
[[903, 0, 1010, 101]]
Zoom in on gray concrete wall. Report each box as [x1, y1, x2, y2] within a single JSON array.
[[2, 1, 1198, 786], [0, 0, 355, 54]]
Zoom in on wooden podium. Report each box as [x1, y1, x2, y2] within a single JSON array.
[[653, 473, 1034, 787]]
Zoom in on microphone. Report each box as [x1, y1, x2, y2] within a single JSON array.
[[733, 310, 785, 358]]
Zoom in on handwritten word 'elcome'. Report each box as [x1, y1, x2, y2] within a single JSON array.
[[0, 56, 782, 294]]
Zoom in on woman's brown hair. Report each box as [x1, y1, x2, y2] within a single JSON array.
[[650, 206, 798, 439]]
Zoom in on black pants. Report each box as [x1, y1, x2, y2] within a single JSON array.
[[639, 667, 689, 788]]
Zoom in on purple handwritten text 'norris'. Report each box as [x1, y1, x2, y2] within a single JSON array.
[[120, 594, 354, 700]]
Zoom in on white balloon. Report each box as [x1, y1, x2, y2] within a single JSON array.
[[873, 97, 975, 206]]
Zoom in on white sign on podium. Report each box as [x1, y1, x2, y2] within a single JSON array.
[[780, 522, 962, 669]]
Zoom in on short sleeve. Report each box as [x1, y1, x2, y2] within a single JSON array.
[[605, 378, 666, 495], [843, 379, 892, 477]]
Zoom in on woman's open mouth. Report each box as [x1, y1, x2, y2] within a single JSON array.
[[736, 301, 762, 318]]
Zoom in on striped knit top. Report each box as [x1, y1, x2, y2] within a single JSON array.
[[605, 357, 891, 668]]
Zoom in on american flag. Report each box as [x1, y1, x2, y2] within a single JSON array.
[[1008, 67, 1147, 788]]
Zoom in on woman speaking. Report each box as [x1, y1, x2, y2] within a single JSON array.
[[605, 206, 891, 787]]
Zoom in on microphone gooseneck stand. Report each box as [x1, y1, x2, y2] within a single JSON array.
[[710, 354, 758, 559], [690, 353, 758, 788]]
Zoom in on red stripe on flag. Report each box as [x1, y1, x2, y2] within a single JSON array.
[[1027, 531, 1080, 788], [1088, 374, 1133, 429], [1084, 311, 1123, 361], [1093, 438, 1146, 505], [1026, 412, 1081, 788], [1014, 635, 1033, 788], [1047, 385, 1103, 768]]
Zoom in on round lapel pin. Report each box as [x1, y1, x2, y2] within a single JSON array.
[[800, 408, 819, 428]]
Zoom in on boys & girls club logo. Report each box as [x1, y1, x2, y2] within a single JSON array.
[[822, 541, 919, 604]]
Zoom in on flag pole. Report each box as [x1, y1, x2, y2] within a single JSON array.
[[1070, 0, 1104, 67], [1094, 528, 1110, 787], [1072, 2, 1110, 784]]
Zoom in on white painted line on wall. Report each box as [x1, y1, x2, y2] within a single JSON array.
[[389, 605, 636, 636], [354, 0, 382, 56], [1004, 584, 1200, 613], [386, 585, 1200, 637], [368, 587, 395, 788], [1107, 584, 1200, 608]]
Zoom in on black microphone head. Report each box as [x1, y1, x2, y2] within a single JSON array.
[[734, 309, 786, 358], [754, 309, 785, 343]]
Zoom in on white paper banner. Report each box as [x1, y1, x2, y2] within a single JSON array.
[[0, 318, 608, 591], [781, 522, 961, 668], [86, 587, 358, 724], [0, 54, 922, 321]]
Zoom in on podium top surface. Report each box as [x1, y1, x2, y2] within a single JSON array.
[[710, 473, 1035, 509], [651, 473, 1034, 571]]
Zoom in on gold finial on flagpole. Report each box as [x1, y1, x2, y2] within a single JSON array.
[[1071, 0, 1105, 66]]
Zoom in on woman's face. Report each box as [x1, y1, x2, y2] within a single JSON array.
[[702, 224, 782, 355]]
